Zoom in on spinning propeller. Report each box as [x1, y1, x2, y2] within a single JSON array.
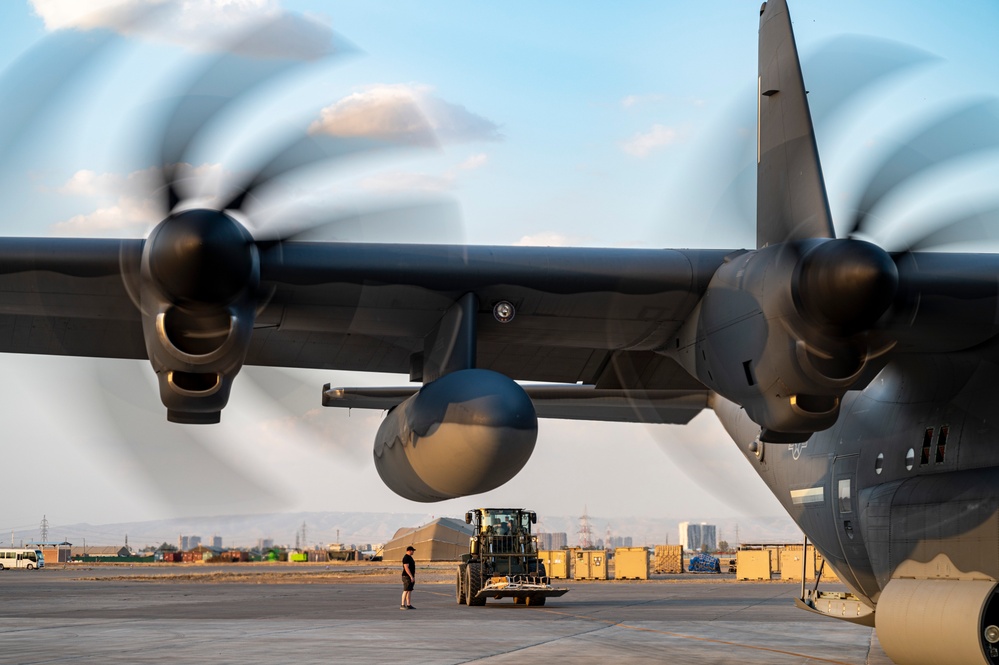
[[645, 35, 999, 510], [0, 8, 460, 509]]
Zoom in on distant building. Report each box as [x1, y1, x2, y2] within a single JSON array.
[[178, 535, 189, 551], [607, 536, 634, 549], [258, 538, 274, 551], [189, 536, 202, 549], [679, 522, 717, 551], [537, 532, 568, 550], [383, 517, 475, 562], [27, 541, 72, 564], [212, 536, 222, 549], [700, 524, 717, 551], [71, 546, 130, 559]]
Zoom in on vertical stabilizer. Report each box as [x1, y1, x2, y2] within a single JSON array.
[[757, 0, 834, 248]]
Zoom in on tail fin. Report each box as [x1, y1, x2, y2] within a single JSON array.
[[756, 0, 835, 248]]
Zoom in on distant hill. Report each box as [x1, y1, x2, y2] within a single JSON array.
[[11, 511, 800, 550]]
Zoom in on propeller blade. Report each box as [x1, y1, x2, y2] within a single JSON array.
[[151, 17, 345, 214], [93, 360, 284, 511], [0, 2, 167, 159], [665, 36, 933, 247], [222, 111, 438, 214], [251, 197, 464, 245], [846, 99, 999, 238], [239, 367, 368, 465], [804, 36, 936, 126], [903, 203, 999, 252]]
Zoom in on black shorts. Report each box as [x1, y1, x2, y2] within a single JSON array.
[[402, 575, 415, 591]]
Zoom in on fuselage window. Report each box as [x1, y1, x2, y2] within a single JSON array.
[[838, 478, 852, 513], [875, 453, 884, 475], [905, 448, 915, 471], [920, 427, 933, 465], [936, 425, 949, 464]]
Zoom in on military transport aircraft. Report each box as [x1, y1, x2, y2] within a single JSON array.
[[2, 1, 999, 663]]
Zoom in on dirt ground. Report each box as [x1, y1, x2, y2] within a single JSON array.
[[55, 561, 796, 586]]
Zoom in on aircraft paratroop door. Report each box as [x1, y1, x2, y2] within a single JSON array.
[[832, 454, 877, 599]]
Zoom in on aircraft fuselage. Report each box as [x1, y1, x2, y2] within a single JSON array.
[[717, 353, 999, 606]]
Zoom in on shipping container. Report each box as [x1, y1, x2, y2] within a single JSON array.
[[573, 549, 607, 580], [736, 550, 772, 580], [614, 547, 649, 580], [538, 549, 570, 579], [780, 546, 816, 581]]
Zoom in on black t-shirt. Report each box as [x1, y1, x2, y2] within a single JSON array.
[[402, 553, 415, 578]]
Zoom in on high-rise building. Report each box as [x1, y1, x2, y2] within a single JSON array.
[[679, 522, 717, 551], [189, 536, 202, 549], [606, 536, 635, 549], [212, 535, 222, 549], [700, 524, 717, 551], [178, 535, 189, 551], [537, 532, 568, 550]]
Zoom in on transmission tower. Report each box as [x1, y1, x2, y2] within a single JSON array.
[[39, 515, 49, 542], [577, 506, 594, 549]]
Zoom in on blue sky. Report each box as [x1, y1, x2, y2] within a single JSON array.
[[2, 0, 999, 537]]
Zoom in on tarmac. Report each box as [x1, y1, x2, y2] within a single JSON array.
[[0, 564, 894, 664]]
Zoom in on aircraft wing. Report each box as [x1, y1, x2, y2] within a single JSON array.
[[0, 238, 720, 398], [6, 238, 999, 426]]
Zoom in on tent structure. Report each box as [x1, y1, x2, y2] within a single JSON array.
[[383, 517, 475, 563]]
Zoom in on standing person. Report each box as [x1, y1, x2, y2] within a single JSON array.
[[401, 545, 416, 609]]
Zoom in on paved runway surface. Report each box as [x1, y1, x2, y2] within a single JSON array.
[[0, 566, 893, 664]]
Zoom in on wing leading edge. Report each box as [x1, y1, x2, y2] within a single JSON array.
[[0, 238, 727, 388]]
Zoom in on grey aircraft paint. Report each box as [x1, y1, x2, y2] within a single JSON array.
[[1, 1, 998, 663]]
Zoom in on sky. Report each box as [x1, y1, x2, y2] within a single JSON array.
[[2, 0, 999, 537]]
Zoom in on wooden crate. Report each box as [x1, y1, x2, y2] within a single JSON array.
[[653, 545, 684, 574]]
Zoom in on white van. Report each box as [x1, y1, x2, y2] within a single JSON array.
[[0, 548, 44, 570]]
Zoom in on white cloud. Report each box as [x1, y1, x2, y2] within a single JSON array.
[[57, 165, 163, 198], [309, 84, 502, 146], [359, 153, 490, 194], [52, 198, 160, 234], [50, 163, 229, 235], [620, 124, 679, 157], [620, 93, 664, 109], [30, 0, 335, 58], [458, 153, 488, 171]]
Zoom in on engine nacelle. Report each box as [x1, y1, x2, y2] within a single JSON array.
[[877, 578, 999, 665], [373, 369, 538, 502], [671, 239, 897, 441], [136, 210, 260, 424]]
